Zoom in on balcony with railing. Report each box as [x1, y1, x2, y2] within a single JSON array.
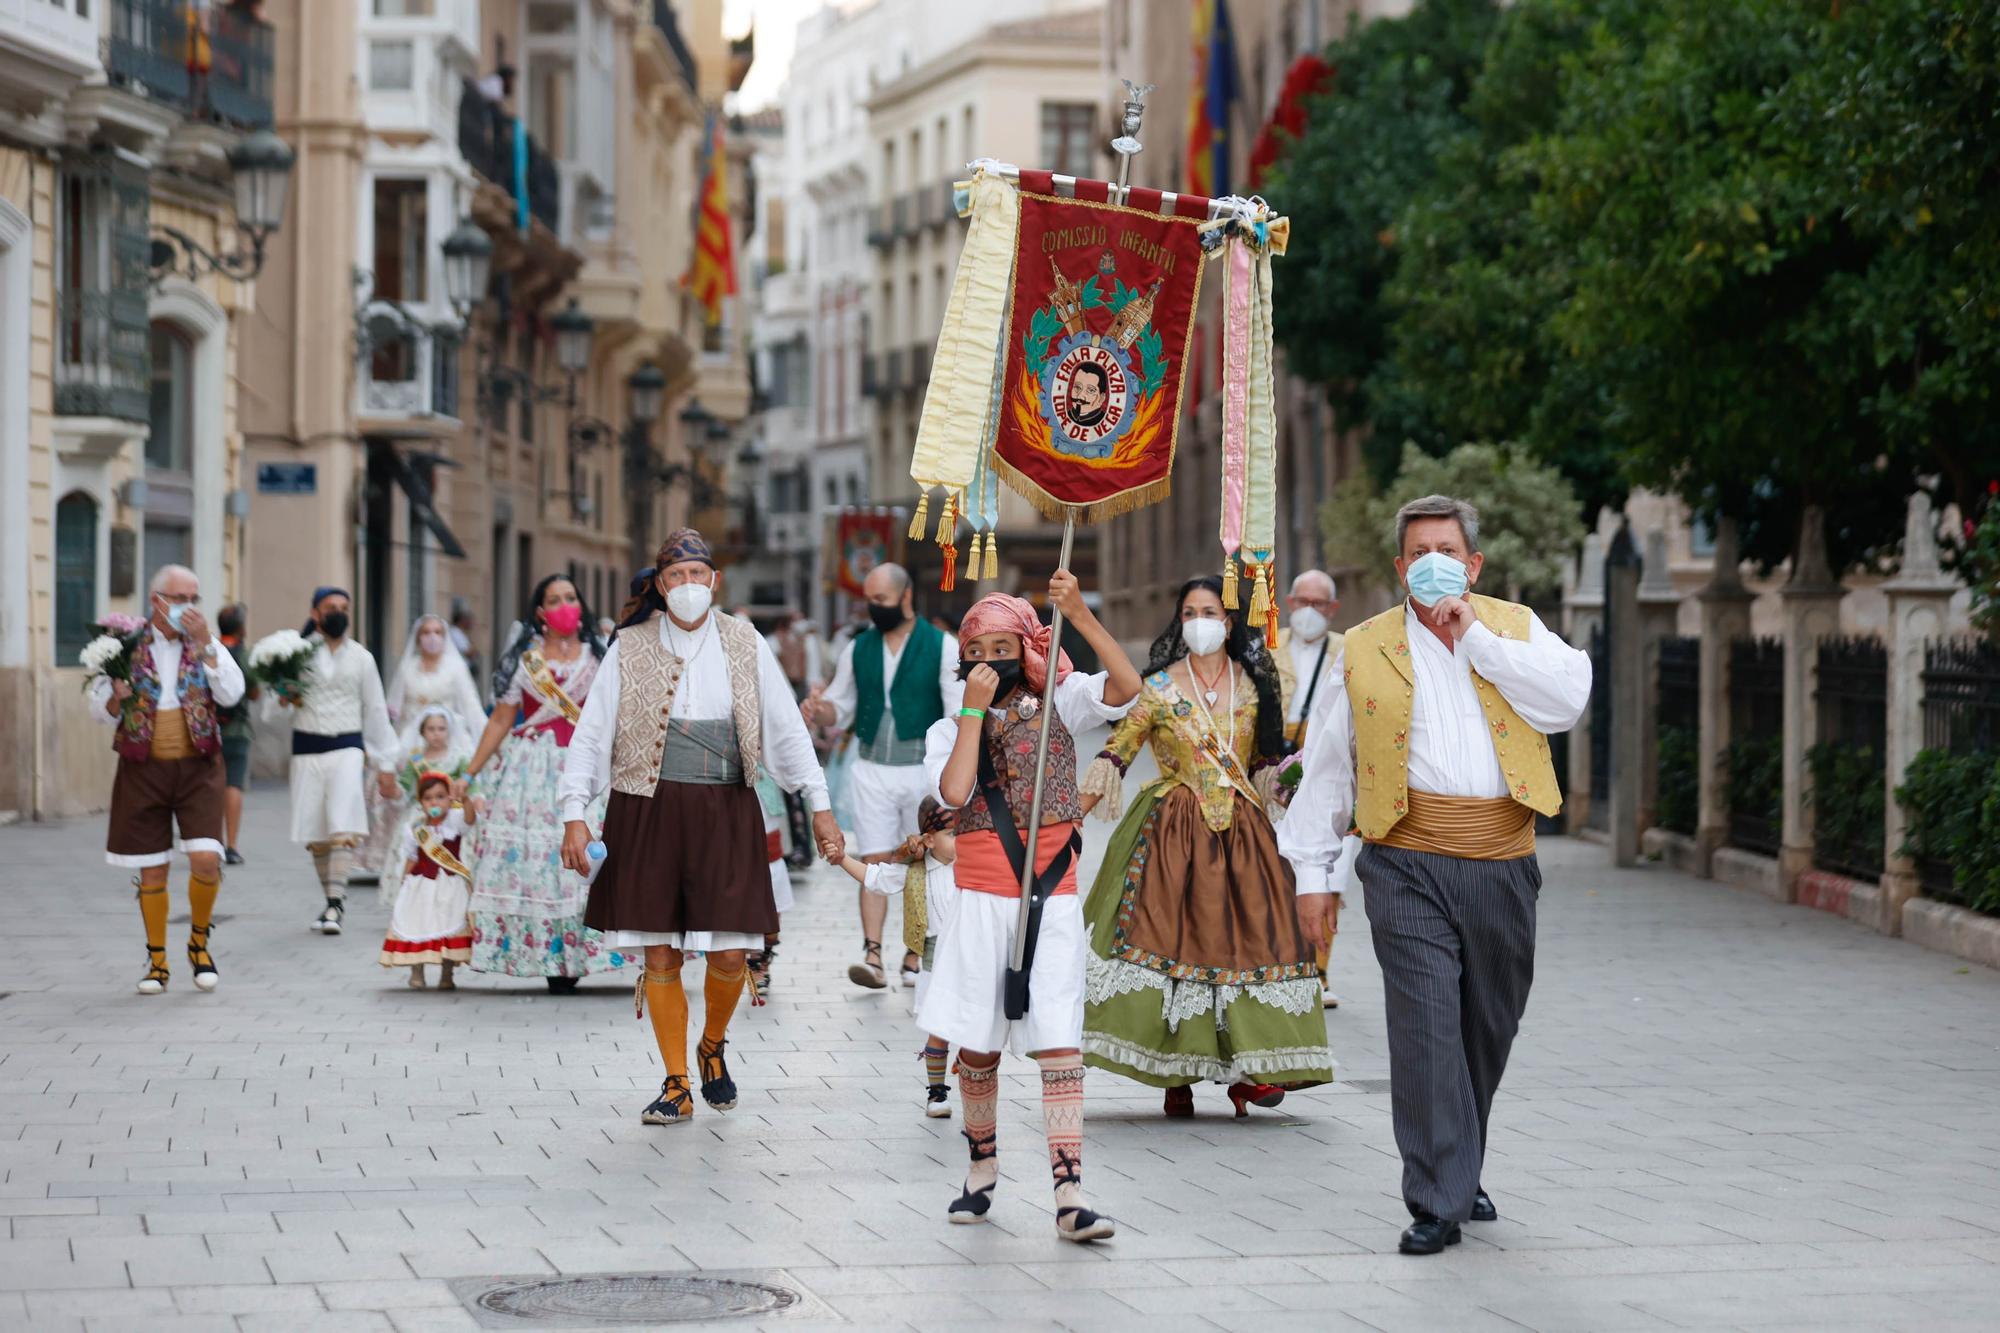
[[357, 311, 461, 426], [650, 0, 699, 93], [457, 78, 561, 235], [54, 150, 152, 425], [103, 0, 273, 129]]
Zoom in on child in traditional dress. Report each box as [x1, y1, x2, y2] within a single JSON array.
[[917, 573, 1140, 1242], [379, 707, 471, 909], [380, 772, 476, 989], [836, 797, 959, 1117]]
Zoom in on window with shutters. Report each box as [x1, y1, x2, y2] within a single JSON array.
[[55, 492, 99, 664]]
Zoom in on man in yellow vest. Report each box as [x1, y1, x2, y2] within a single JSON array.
[[1280, 495, 1591, 1255]]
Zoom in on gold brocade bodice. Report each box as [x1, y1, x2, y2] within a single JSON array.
[[1101, 668, 1257, 833]]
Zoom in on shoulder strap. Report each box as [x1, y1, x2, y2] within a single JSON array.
[[976, 729, 1078, 904]]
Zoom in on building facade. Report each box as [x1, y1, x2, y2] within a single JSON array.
[[0, 0, 278, 817]]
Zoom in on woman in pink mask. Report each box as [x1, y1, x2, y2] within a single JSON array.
[[463, 574, 625, 991]]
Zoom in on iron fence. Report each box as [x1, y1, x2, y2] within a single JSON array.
[[1809, 635, 1887, 879], [1922, 637, 2000, 756], [1726, 636, 1784, 855], [107, 0, 191, 108], [1655, 635, 1700, 836]]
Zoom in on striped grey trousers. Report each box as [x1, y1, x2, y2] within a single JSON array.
[[1358, 842, 1540, 1223]]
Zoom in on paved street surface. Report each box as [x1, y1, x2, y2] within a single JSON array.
[[2, 775, 1999, 1333]]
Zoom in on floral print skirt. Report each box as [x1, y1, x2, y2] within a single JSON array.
[[466, 728, 624, 978]]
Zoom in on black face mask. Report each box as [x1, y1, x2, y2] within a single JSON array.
[[959, 657, 1024, 700], [319, 611, 349, 640], [867, 603, 908, 633]]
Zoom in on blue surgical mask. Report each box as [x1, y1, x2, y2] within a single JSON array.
[[164, 602, 189, 633], [1404, 552, 1470, 608]]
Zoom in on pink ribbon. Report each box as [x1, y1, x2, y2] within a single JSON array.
[[1217, 238, 1254, 565]]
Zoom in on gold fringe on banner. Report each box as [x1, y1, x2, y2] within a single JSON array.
[[987, 452, 1171, 528]]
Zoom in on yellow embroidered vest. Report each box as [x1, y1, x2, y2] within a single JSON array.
[[610, 611, 764, 796], [1344, 594, 1561, 839]]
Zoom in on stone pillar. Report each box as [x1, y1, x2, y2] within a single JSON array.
[[1636, 529, 1683, 833], [1563, 534, 1605, 833], [1878, 493, 1957, 936], [1695, 518, 1753, 875], [1778, 506, 1848, 901], [1607, 523, 1644, 866]]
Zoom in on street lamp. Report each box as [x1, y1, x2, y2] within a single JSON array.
[[552, 298, 595, 376], [629, 364, 666, 424], [150, 128, 297, 285], [441, 217, 494, 317]]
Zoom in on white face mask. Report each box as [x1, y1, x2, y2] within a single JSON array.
[[666, 580, 713, 623], [1289, 607, 1329, 643], [1181, 617, 1227, 658], [418, 631, 446, 655]]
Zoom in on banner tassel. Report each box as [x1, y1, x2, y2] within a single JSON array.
[[940, 541, 959, 592], [983, 531, 1000, 581], [1222, 554, 1240, 609], [935, 493, 959, 546], [1250, 565, 1276, 649], [908, 492, 930, 542]]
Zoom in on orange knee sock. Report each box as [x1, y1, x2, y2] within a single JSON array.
[[188, 873, 220, 933], [643, 968, 688, 1079], [137, 882, 168, 952], [702, 961, 747, 1046]]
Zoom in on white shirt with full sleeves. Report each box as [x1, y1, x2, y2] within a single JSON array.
[[89, 628, 246, 722], [276, 638, 401, 771], [921, 671, 1135, 809], [822, 629, 965, 733], [559, 614, 832, 823], [1279, 602, 1592, 895]]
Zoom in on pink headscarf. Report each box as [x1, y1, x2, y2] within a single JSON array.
[[958, 593, 1072, 694]]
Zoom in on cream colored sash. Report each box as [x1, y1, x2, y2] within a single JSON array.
[[414, 824, 473, 881], [522, 647, 582, 724]]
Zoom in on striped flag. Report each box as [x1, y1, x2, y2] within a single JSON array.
[[683, 113, 738, 326], [1183, 0, 1238, 199]]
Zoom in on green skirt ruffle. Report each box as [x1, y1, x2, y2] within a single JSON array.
[[1082, 781, 1334, 1089]]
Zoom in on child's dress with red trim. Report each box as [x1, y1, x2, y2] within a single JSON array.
[[380, 806, 475, 967]]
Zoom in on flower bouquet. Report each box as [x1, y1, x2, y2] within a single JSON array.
[[77, 612, 148, 691], [248, 628, 316, 706]]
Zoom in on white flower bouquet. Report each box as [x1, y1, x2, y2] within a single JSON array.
[[77, 612, 148, 690], [248, 628, 316, 705]]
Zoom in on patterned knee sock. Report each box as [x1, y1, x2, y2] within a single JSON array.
[[702, 962, 747, 1046], [137, 881, 168, 954], [308, 843, 331, 892], [325, 845, 354, 901], [922, 1041, 950, 1089], [1037, 1053, 1087, 1210], [642, 968, 688, 1080], [956, 1054, 1000, 1193], [188, 872, 220, 933]]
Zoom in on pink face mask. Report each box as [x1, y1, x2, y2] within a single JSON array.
[[542, 603, 583, 636]]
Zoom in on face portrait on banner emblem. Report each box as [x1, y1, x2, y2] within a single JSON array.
[[1045, 337, 1132, 459]]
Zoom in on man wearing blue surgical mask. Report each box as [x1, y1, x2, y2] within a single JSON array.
[[1280, 494, 1592, 1256]]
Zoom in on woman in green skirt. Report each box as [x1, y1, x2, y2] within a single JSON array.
[[1079, 574, 1333, 1117]]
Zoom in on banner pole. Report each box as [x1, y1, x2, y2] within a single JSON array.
[[1004, 80, 1152, 1003]]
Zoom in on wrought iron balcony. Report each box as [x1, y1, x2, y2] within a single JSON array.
[[106, 0, 191, 110], [198, 5, 275, 130], [457, 79, 561, 234], [54, 150, 152, 424], [651, 0, 699, 93]]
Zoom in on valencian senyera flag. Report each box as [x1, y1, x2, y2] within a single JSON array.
[[684, 112, 738, 325], [1185, 0, 1238, 199], [989, 170, 1209, 521]]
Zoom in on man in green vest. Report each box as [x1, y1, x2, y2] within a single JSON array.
[[804, 563, 962, 988], [1280, 494, 1592, 1256]]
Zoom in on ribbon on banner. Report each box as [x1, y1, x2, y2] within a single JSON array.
[[909, 169, 1020, 567], [1202, 198, 1288, 646]]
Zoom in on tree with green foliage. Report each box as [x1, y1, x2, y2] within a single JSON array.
[[1321, 441, 1583, 597]]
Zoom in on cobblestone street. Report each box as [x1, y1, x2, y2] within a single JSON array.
[[1, 784, 1997, 1332]]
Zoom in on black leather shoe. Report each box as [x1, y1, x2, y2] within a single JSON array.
[[1399, 1214, 1461, 1255], [1471, 1189, 1497, 1222]]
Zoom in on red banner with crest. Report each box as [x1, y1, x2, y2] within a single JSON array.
[[830, 509, 898, 599], [990, 172, 1210, 521]]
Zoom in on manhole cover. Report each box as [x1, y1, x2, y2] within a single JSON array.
[[1346, 1078, 1394, 1093], [451, 1271, 832, 1327]]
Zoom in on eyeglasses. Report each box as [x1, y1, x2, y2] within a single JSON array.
[[155, 592, 201, 607]]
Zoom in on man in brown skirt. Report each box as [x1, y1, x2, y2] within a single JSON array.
[[94, 565, 247, 995], [560, 529, 843, 1125]]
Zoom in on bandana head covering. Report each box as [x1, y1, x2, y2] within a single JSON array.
[[416, 769, 455, 796], [655, 529, 714, 570], [958, 593, 1072, 694]]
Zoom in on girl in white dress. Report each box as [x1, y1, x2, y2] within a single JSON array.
[[376, 705, 473, 909], [379, 772, 476, 989], [359, 616, 488, 879]]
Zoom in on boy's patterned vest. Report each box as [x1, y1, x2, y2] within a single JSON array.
[[1343, 594, 1560, 839], [956, 700, 1083, 835], [610, 611, 764, 795], [114, 635, 222, 762]]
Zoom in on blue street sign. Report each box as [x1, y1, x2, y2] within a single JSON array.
[[256, 463, 317, 495]]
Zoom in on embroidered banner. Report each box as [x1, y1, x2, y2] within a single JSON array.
[[990, 171, 1209, 522], [831, 509, 898, 599]]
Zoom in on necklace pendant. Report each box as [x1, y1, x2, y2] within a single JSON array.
[[1204, 690, 1218, 706]]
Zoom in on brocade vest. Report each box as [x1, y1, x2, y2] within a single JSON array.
[[609, 611, 763, 796], [1343, 594, 1561, 840], [956, 701, 1084, 835], [114, 635, 222, 762]]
